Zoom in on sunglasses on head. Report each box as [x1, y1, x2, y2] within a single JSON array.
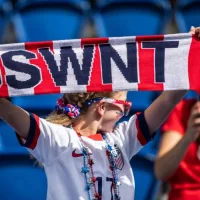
[[85, 97, 132, 116]]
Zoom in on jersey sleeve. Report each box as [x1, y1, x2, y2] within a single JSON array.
[[16, 113, 70, 165], [113, 112, 154, 160]]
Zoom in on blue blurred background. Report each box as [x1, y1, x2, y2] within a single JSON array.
[[0, 0, 200, 199]]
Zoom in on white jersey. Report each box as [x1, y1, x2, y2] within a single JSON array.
[[17, 112, 151, 200]]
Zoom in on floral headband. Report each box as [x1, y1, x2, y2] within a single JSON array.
[[56, 98, 80, 118]]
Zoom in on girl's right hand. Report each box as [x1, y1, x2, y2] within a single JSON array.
[[185, 101, 200, 142]]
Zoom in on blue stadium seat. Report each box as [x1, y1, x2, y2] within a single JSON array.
[[12, 0, 90, 42], [0, 119, 28, 155], [0, 0, 12, 43], [0, 157, 47, 200], [11, 94, 62, 115], [127, 91, 159, 112], [131, 154, 161, 200], [93, 0, 171, 37], [175, 0, 200, 32], [0, 119, 47, 199]]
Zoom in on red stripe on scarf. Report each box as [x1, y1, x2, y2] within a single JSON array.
[[136, 35, 164, 91], [25, 41, 60, 95], [81, 38, 113, 92], [0, 56, 9, 97], [188, 34, 200, 93]]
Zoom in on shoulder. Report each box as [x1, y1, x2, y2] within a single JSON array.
[[39, 118, 76, 138]]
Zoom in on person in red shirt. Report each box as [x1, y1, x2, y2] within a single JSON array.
[[155, 98, 200, 200]]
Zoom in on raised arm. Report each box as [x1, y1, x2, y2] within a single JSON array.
[[155, 101, 200, 180], [0, 98, 30, 139], [145, 90, 187, 135]]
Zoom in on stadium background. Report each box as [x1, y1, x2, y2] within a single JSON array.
[[0, 0, 199, 199]]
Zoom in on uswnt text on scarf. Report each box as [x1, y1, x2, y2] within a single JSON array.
[[0, 40, 179, 89]]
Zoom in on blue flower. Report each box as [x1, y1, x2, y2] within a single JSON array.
[[81, 167, 89, 174], [107, 144, 112, 151]]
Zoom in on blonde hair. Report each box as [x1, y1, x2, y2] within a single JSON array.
[[46, 91, 127, 126]]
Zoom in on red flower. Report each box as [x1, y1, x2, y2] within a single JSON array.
[[91, 177, 96, 183], [88, 159, 94, 166]]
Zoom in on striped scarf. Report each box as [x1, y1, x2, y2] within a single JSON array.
[[0, 33, 199, 97]]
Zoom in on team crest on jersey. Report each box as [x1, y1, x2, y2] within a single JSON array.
[[111, 144, 124, 170]]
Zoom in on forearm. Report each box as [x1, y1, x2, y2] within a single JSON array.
[[145, 90, 187, 134], [155, 136, 191, 180], [0, 98, 14, 120], [161, 90, 188, 106], [0, 98, 30, 139]]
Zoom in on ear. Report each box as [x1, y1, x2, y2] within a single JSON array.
[[97, 101, 106, 117]]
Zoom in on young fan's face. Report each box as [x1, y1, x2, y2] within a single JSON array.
[[98, 94, 129, 132]]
